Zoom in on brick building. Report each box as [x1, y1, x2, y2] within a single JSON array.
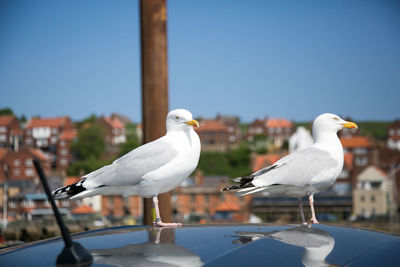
[[195, 120, 229, 152], [98, 116, 127, 146], [265, 118, 293, 148], [340, 136, 373, 180], [216, 114, 241, 144], [0, 115, 22, 148], [173, 171, 251, 223], [0, 147, 51, 182], [24, 117, 75, 172], [246, 117, 293, 148], [246, 119, 266, 141]]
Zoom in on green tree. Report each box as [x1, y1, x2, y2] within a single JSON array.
[[0, 107, 14, 115], [72, 124, 106, 160]]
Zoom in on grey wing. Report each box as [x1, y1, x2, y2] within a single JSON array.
[[252, 147, 338, 187], [83, 138, 178, 188]]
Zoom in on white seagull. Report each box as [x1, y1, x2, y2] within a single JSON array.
[[53, 109, 201, 227], [223, 113, 357, 224]]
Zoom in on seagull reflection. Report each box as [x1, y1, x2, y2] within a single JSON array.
[[234, 225, 335, 267], [90, 228, 203, 267]]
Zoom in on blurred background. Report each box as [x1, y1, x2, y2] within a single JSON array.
[[0, 0, 399, 245]]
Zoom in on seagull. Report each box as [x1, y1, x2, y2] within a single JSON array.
[[53, 109, 201, 227], [90, 228, 203, 266], [233, 226, 335, 267], [223, 113, 357, 224]]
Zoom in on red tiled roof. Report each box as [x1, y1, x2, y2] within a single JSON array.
[[71, 204, 96, 214], [253, 153, 284, 172], [340, 136, 371, 148], [104, 117, 125, 129], [64, 176, 81, 186], [344, 152, 353, 170], [25, 117, 68, 128], [215, 201, 240, 212], [265, 118, 292, 128], [60, 129, 77, 140], [0, 148, 7, 160], [195, 120, 228, 132], [0, 115, 15, 126], [30, 148, 49, 161]]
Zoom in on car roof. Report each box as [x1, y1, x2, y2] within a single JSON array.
[[1, 224, 400, 266]]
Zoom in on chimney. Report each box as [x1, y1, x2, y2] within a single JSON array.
[[195, 170, 204, 186]]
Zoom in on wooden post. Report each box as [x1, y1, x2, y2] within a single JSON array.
[[140, 0, 170, 225]]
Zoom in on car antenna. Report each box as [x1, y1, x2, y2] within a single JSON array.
[[33, 158, 93, 266]]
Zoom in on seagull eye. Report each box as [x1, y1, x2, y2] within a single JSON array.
[[175, 116, 180, 119], [333, 117, 339, 121]]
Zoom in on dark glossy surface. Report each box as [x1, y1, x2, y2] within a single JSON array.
[[1, 224, 400, 266]]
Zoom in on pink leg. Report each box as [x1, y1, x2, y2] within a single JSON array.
[[152, 196, 182, 228], [309, 194, 319, 224], [298, 198, 307, 225]]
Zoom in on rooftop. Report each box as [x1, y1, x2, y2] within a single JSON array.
[[25, 117, 70, 129], [1, 224, 400, 266]]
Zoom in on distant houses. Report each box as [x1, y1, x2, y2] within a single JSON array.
[[24, 117, 76, 172], [1, 110, 400, 226], [246, 117, 293, 148], [0, 115, 22, 148], [353, 166, 393, 218]]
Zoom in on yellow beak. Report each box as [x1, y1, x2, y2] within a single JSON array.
[[185, 119, 199, 127], [342, 121, 358, 129]]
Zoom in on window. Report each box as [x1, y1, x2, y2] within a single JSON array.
[[108, 197, 114, 206], [370, 182, 382, 189], [60, 149, 68, 155], [397, 129, 400, 135], [371, 195, 375, 202], [360, 195, 365, 202], [25, 169, 34, 177], [60, 158, 68, 166], [23, 200, 34, 207], [332, 183, 351, 195], [0, 126, 6, 133], [190, 195, 196, 203], [14, 159, 21, 166], [9, 201, 16, 208], [220, 194, 225, 201], [51, 136, 58, 144], [52, 128, 58, 134], [355, 157, 368, 166], [172, 193, 177, 203], [354, 148, 367, 155], [25, 159, 33, 167], [26, 138, 33, 145], [204, 195, 209, 203], [13, 169, 21, 176], [338, 169, 349, 179], [389, 129, 395, 136], [0, 134, 6, 142], [60, 140, 66, 147]]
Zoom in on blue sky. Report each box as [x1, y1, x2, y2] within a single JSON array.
[[1, 0, 399, 123]]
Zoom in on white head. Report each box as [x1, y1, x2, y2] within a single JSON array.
[[166, 109, 199, 132], [312, 113, 358, 141]]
